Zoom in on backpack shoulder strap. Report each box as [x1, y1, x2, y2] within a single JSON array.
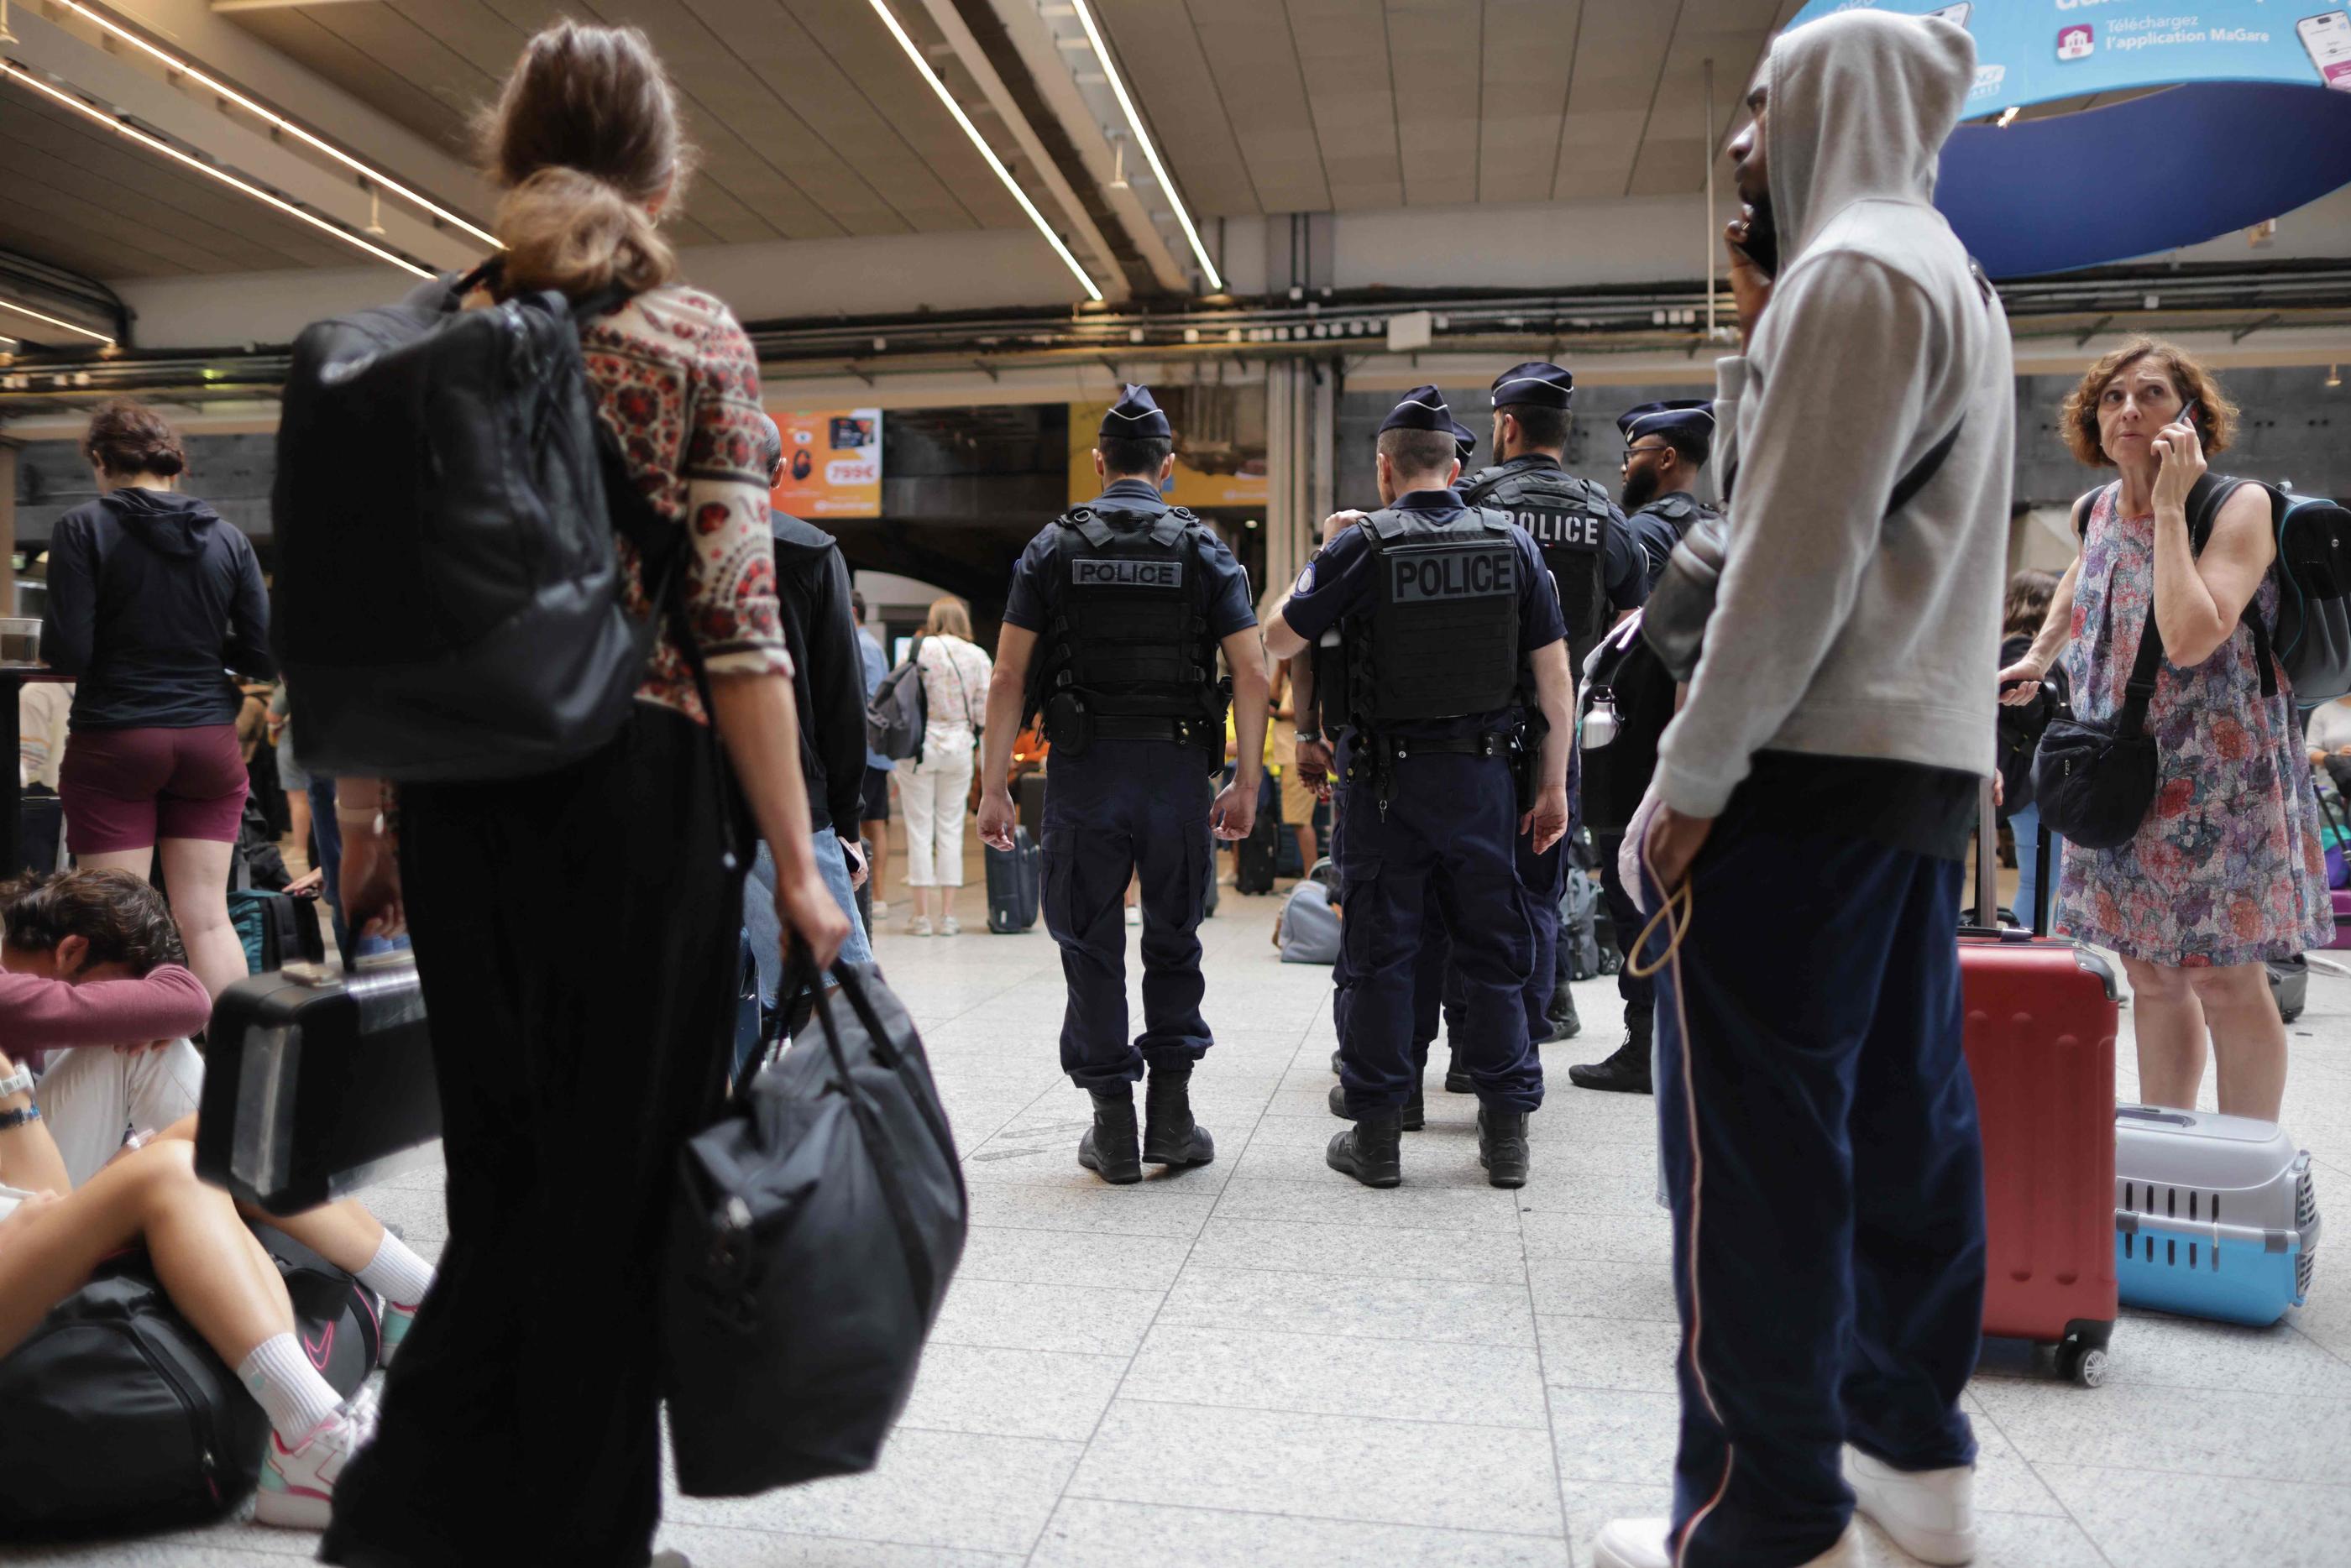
[[2071, 486, 2103, 541], [1056, 506, 1118, 549]]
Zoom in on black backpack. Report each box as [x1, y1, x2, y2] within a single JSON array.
[[273, 267, 679, 783], [0, 1227, 379, 1539], [2074, 476, 2351, 705]]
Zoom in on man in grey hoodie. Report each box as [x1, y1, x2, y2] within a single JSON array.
[[1595, 12, 2011, 1568]]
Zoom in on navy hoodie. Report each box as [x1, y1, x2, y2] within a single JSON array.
[[43, 487, 275, 730]]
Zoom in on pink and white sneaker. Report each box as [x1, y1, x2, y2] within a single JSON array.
[[255, 1386, 380, 1529]]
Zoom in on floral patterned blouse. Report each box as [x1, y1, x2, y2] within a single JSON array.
[[2052, 482, 2334, 966], [581, 285, 792, 724]]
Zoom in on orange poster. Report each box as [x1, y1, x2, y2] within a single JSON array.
[[769, 407, 881, 518]]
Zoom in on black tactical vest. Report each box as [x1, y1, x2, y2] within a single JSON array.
[[1464, 457, 1615, 666], [1628, 491, 1719, 586], [1027, 503, 1220, 729], [1343, 507, 1521, 733]]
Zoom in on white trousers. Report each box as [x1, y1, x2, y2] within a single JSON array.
[[897, 750, 975, 888], [35, 1039, 205, 1189]]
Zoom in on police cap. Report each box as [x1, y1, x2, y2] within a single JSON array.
[[1450, 416, 1479, 466], [1380, 384, 1457, 435], [1617, 400, 1716, 443], [1101, 383, 1171, 441], [1490, 361, 1575, 410]]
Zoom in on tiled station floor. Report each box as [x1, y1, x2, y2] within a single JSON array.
[[24, 874, 2351, 1568]]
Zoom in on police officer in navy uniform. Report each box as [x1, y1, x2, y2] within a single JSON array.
[[1615, 400, 1720, 585], [1456, 362, 1638, 1054], [1265, 386, 1573, 1189], [978, 386, 1268, 1185], [1570, 400, 1721, 1098]]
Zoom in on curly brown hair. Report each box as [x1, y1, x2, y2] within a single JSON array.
[[80, 400, 187, 480], [0, 870, 188, 975], [2059, 337, 2239, 468]]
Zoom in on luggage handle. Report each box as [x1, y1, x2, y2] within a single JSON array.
[[1961, 773, 2054, 942], [2116, 1105, 2198, 1126]]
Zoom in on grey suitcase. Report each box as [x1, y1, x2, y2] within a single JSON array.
[[2115, 1105, 2322, 1326]]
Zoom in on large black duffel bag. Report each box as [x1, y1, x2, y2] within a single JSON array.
[[0, 1228, 378, 1539], [664, 959, 966, 1495]]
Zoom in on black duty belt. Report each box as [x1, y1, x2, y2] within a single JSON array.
[[1092, 715, 1191, 742], [1388, 731, 1515, 760]]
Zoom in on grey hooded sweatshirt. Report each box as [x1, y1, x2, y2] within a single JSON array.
[[1653, 8, 2013, 829]]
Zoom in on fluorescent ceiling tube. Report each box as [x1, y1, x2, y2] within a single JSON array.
[[1068, 0, 1221, 292]]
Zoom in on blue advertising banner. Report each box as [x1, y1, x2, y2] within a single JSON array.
[[1782, 1, 2351, 274], [1789, 0, 2351, 109]]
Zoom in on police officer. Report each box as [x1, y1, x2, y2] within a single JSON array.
[[1615, 400, 1719, 584], [1458, 362, 1639, 1053], [977, 386, 1267, 1185], [1265, 386, 1573, 1189], [1569, 401, 1721, 1097]]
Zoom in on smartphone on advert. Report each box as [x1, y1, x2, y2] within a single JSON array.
[[2301, 9, 2351, 91], [1929, 2, 1972, 28]]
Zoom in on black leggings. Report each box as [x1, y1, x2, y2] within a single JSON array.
[[322, 705, 744, 1568]]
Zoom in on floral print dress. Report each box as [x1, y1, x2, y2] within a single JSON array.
[[2053, 482, 2334, 966]]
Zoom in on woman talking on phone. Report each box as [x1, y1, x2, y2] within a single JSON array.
[[1998, 341, 2330, 1120], [318, 21, 847, 1568]]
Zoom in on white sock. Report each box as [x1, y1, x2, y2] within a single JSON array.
[[238, 1332, 343, 1447], [354, 1231, 435, 1308]]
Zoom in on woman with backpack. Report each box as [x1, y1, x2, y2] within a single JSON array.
[[317, 23, 847, 1568], [43, 400, 273, 997], [894, 595, 992, 936], [1998, 340, 2331, 1119]]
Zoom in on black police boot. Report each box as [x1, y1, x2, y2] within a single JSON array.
[[1545, 986, 1582, 1043], [1077, 1090, 1142, 1184], [1328, 1079, 1422, 1132], [1143, 1069, 1214, 1168], [1444, 1048, 1473, 1095], [1326, 1109, 1404, 1189], [1478, 1105, 1532, 1189], [1567, 1022, 1654, 1096]]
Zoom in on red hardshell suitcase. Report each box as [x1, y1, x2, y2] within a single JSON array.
[[1961, 787, 2120, 1385]]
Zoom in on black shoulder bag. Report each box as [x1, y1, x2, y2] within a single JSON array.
[[2032, 475, 2273, 851]]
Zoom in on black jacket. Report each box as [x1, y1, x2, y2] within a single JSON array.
[[771, 512, 869, 834], [43, 488, 274, 730]]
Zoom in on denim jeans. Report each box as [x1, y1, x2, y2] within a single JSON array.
[[744, 831, 872, 1008]]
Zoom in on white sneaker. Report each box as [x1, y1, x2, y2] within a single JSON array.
[[940, 916, 961, 936], [1125, 904, 1142, 928], [1847, 1448, 1976, 1565], [872, 901, 888, 920], [906, 917, 933, 937], [255, 1387, 380, 1529], [1593, 1518, 1865, 1568]]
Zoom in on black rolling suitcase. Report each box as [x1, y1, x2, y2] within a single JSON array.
[[986, 826, 1041, 933], [195, 951, 438, 1215], [1236, 802, 1278, 895], [1017, 770, 1047, 839]]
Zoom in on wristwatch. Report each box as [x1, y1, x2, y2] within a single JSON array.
[[0, 1103, 42, 1132], [0, 1065, 34, 1102], [1294, 729, 1322, 745]]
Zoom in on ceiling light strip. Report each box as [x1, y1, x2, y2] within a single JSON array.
[[44, 0, 498, 248], [2, 62, 434, 279], [0, 293, 115, 345], [1067, 0, 1221, 293], [864, 0, 1103, 303]]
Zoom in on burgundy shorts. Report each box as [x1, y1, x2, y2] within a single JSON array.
[[60, 724, 250, 854]]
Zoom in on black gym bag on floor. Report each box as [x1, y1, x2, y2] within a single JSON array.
[[0, 1228, 378, 1539], [664, 958, 966, 1496]]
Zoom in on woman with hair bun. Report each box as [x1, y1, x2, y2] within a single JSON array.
[[319, 20, 846, 1568], [43, 400, 273, 998]]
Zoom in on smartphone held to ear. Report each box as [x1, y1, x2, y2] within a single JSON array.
[[1731, 202, 1778, 279]]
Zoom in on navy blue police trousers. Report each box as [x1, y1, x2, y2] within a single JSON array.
[[1637, 800, 1985, 1567], [1333, 753, 1542, 1114], [1041, 740, 1216, 1090]]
